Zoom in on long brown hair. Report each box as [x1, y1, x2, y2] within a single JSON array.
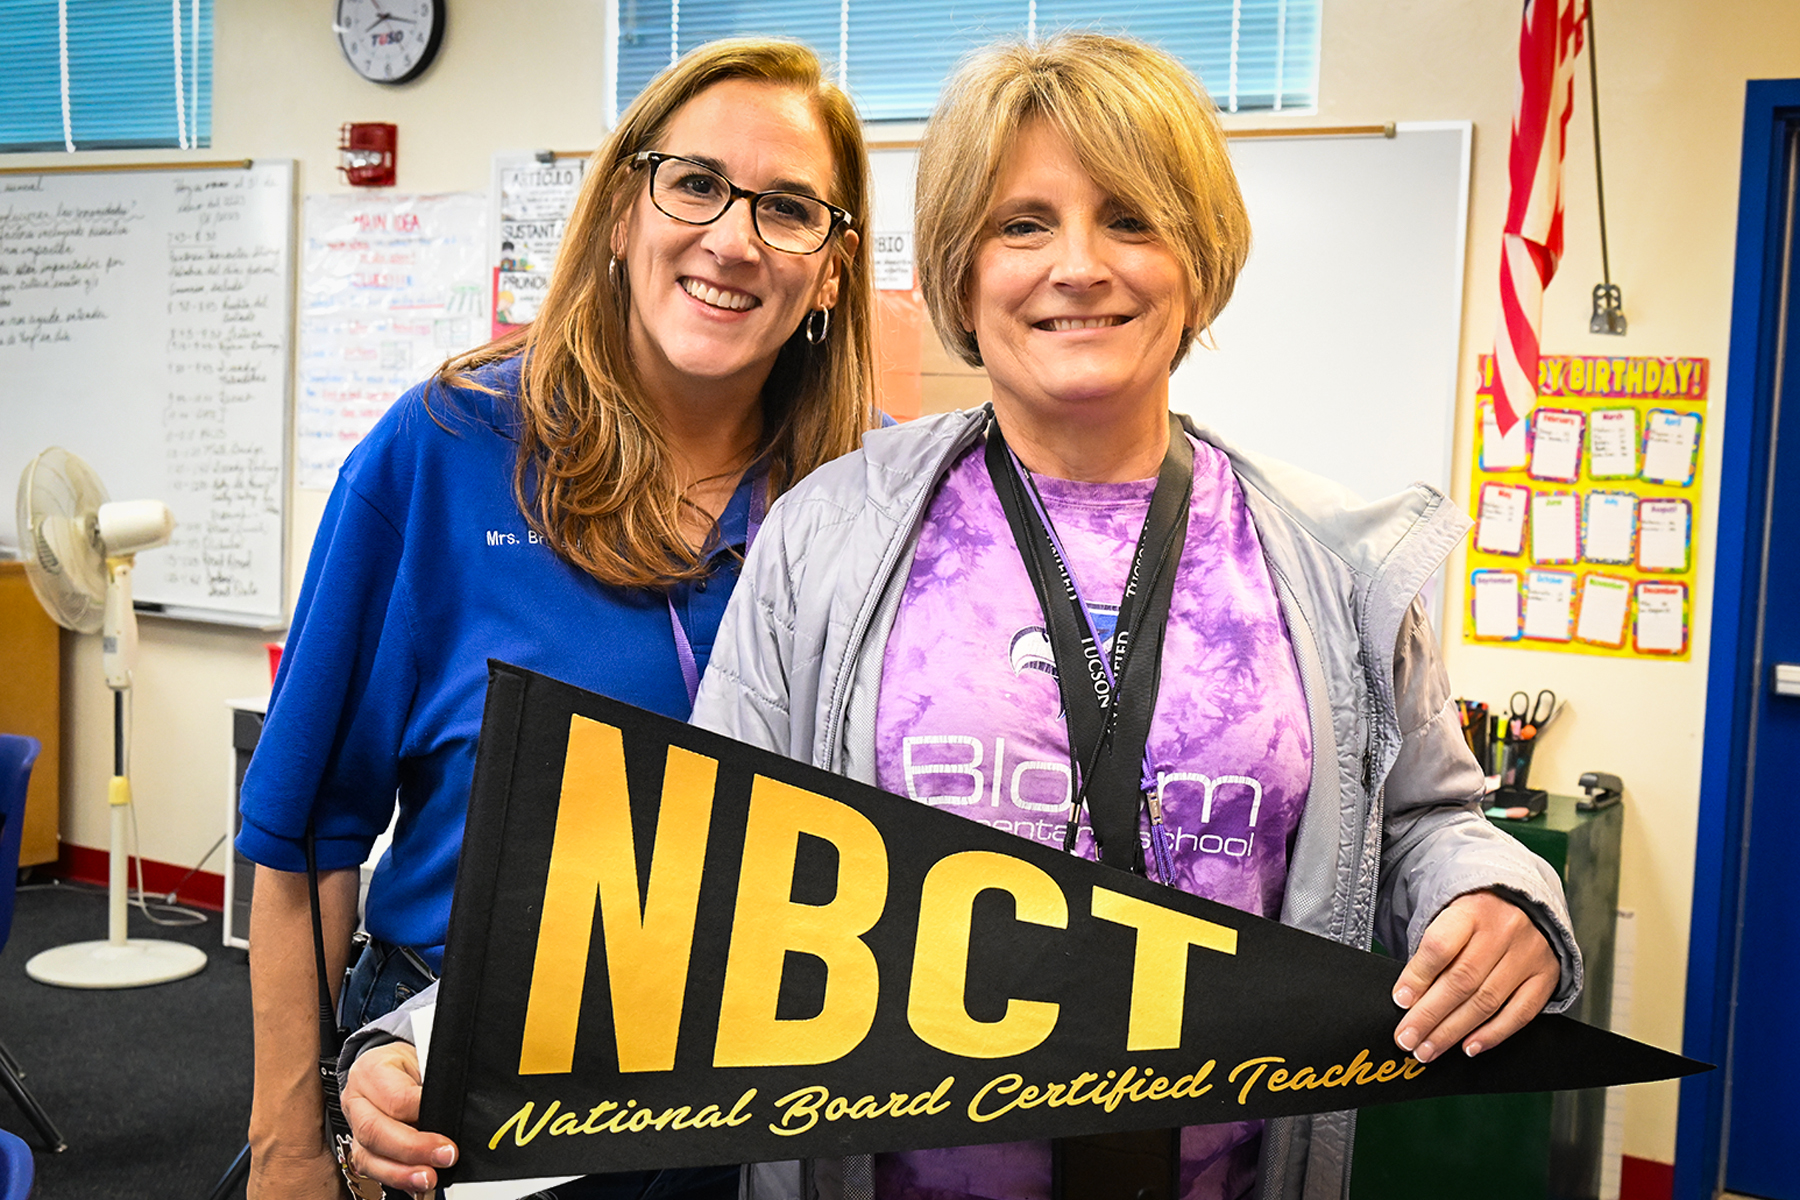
[[442, 39, 876, 588]]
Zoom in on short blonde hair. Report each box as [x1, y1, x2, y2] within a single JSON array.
[[915, 32, 1251, 370]]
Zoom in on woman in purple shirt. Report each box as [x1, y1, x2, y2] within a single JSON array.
[[691, 32, 1578, 1200]]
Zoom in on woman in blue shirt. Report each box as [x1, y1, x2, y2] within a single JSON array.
[[235, 39, 877, 1200]]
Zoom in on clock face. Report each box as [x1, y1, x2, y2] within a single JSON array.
[[334, 0, 445, 85]]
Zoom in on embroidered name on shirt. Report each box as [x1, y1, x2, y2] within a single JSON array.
[[486, 528, 544, 547]]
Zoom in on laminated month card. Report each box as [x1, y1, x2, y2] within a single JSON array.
[[417, 664, 1703, 1185], [1466, 355, 1707, 660], [1471, 570, 1523, 641], [1522, 570, 1577, 644]]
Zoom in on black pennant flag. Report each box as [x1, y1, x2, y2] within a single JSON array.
[[419, 663, 1704, 1184]]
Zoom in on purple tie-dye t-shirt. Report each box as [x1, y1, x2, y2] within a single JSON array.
[[873, 433, 1313, 1200]]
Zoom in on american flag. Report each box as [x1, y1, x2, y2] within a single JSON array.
[[1490, 0, 1588, 435]]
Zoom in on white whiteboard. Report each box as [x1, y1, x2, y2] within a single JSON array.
[[1173, 123, 1470, 501], [0, 161, 294, 627], [869, 122, 1470, 502]]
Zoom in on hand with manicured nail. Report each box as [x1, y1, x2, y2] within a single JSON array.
[[1389, 889, 1560, 1064], [341, 1041, 459, 1194]]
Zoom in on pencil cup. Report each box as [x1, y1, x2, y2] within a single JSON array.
[[1501, 736, 1535, 790], [1494, 737, 1548, 817]]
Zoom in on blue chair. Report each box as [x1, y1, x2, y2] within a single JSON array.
[[0, 1128, 32, 1199], [0, 735, 65, 1155]]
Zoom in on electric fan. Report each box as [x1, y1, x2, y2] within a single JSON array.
[[15, 448, 208, 988]]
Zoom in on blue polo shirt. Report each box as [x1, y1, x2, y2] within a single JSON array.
[[236, 357, 751, 968]]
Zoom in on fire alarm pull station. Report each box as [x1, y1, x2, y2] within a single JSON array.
[[339, 122, 397, 187]]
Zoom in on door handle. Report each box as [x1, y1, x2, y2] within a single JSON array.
[[1776, 664, 1800, 696]]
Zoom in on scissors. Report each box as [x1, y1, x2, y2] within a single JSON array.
[[1509, 689, 1556, 739]]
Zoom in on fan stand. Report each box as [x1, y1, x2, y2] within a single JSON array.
[[27, 563, 207, 990]]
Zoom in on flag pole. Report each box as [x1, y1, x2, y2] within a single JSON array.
[[1586, 0, 1627, 334]]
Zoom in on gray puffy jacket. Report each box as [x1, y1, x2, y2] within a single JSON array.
[[691, 406, 1579, 1200]]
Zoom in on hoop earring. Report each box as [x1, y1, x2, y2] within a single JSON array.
[[608, 256, 623, 288], [805, 307, 830, 346]]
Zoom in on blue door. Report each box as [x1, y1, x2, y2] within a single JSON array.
[[1680, 84, 1800, 1200], [1723, 115, 1800, 1200]]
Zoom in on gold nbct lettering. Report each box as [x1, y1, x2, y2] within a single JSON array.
[[517, 716, 718, 1075], [968, 1073, 1024, 1123], [1229, 1057, 1284, 1105], [911, 1075, 956, 1115], [1062, 1071, 1102, 1105], [489, 1100, 562, 1150], [1090, 887, 1238, 1051], [908, 850, 1066, 1058], [771, 1086, 829, 1136], [713, 776, 888, 1067], [1168, 1061, 1215, 1098]]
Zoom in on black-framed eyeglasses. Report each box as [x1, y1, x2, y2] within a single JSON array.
[[631, 151, 852, 255]]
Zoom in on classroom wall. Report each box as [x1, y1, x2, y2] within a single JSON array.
[[1290, 0, 1798, 1167], [9, 0, 1795, 1170], [8, 0, 615, 898]]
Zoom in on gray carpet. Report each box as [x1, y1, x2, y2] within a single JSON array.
[[0, 878, 252, 1199]]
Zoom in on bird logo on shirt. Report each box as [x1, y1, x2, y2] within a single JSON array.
[[1008, 605, 1121, 692], [1008, 627, 1058, 679]]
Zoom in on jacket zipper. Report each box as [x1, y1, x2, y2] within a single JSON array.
[[820, 410, 989, 770]]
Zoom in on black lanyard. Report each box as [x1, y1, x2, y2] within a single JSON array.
[[983, 413, 1193, 876]]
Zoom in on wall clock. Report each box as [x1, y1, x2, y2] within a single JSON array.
[[334, 0, 445, 85]]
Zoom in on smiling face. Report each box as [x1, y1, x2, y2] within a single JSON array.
[[616, 78, 851, 410], [966, 117, 1196, 454]]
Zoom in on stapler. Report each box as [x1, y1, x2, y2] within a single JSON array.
[[1577, 771, 1623, 812]]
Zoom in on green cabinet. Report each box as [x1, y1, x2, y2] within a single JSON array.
[[1350, 794, 1624, 1200]]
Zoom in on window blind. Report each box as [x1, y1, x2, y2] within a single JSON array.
[[0, 0, 213, 153], [617, 0, 1318, 123]]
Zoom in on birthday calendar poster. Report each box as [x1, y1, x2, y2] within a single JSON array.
[[1464, 354, 1705, 660]]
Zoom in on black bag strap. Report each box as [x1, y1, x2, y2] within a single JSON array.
[[983, 413, 1193, 873], [303, 827, 352, 1141], [306, 827, 397, 1200]]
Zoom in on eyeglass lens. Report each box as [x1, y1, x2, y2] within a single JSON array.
[[650, 158, 834, 253]]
